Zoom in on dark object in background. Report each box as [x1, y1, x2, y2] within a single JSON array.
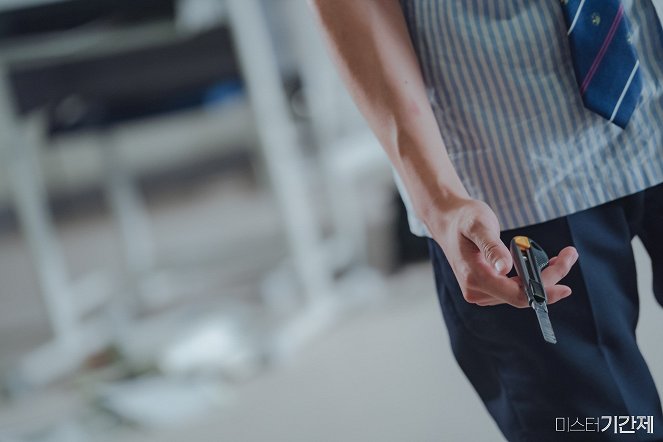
[[0, 0, 175, 40], [0, 0, 241, 134], [8, 25, 241, 134], [0, 0, 243, 231], [393, 191, 429, 267]]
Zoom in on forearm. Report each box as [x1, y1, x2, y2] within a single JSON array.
[[308, 0, 469, 231], [310, 0, 579, 307]]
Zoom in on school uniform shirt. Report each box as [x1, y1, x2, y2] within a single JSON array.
[[395, 0, 663, 236]]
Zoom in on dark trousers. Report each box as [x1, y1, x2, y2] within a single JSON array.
[[428, 183, 663, 441]]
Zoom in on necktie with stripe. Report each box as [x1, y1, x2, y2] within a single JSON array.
[[559, 0, 643, 128]]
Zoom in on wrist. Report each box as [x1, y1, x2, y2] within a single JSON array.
[[417, 189, 472, 237]]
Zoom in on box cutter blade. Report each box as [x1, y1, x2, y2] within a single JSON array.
[[510, 236, 557, 344]]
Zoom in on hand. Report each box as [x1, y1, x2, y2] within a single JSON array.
[[429, 198, 579, 308]]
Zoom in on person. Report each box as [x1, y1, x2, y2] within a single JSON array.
[[308, 0, 663, 440]]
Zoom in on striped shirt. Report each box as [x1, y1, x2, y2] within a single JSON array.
[[395, 0, 663, 237]]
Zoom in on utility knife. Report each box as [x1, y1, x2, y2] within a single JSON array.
[[510, 236, 557, 344]]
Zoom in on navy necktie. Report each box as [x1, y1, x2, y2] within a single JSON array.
[[560, 0, 643, 128]]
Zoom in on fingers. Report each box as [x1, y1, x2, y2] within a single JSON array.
[[460, 260, 529, 307], [464, 288, 512, 307], [541, 246, 579, 286], [546, 284, 572, 304], [465, 283, 572, 307], [474, 297, 503, 307], [448, 200, 578, 309], [463, 217, 513, 275], [460, 247, 577, 308]]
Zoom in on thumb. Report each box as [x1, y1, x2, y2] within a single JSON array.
[[466, 222, 512, 274]]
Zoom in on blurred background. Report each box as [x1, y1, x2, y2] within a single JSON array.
[[0, 1, 661, 441]]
